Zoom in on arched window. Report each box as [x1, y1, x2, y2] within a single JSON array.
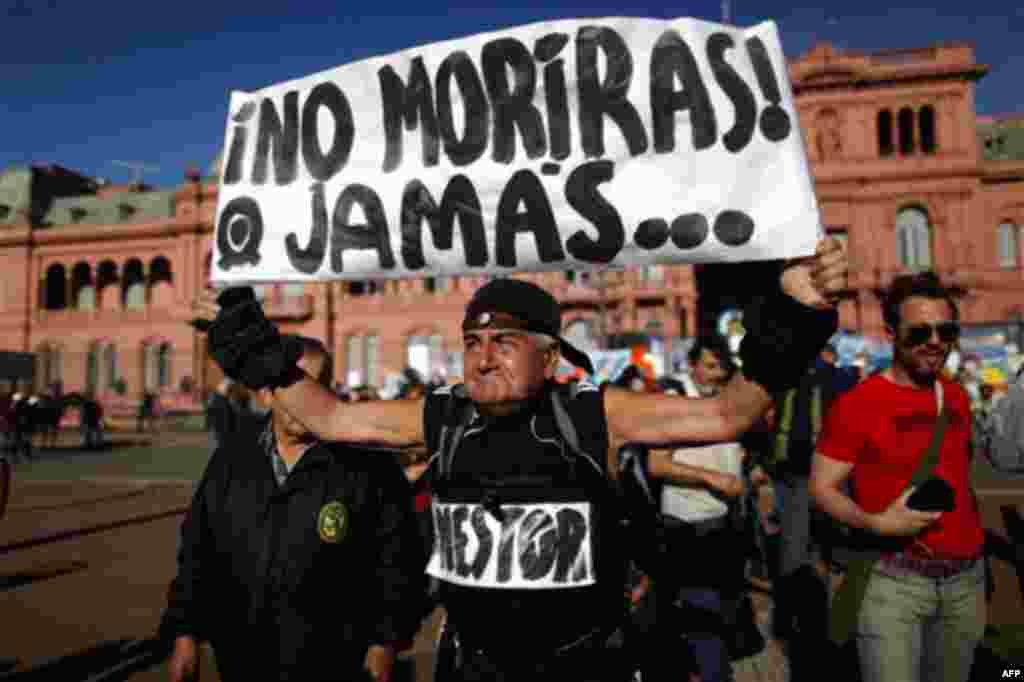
[[150, 256, 173, 285], [158, 343, 173, 389], [998, 222, 1020, 270], [71, 262, 95, 311], [878, 110, 894, 157], [149, 256, 174, 306], [919, 106, 937, 154], [896, 207, 932, 270], [122, 259, 146, 309], [898, 107, 915, 155], [43, 264, 67, 310], [97, 260, 119, 310]]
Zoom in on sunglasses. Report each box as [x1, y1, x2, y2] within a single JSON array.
[[903, 322, 960, 346]]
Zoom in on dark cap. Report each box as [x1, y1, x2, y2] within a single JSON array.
[[463, 278, 594, 375]]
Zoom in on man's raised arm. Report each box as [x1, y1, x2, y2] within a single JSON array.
[[192, 288, 424, 449], [271, 373, 424, 448], [607, 237, 846, 449]]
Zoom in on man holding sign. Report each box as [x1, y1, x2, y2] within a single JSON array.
[[191, 235, 845, 681], [196, 15, 846, 680]]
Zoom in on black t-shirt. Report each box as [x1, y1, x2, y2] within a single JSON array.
[[422, 381, 623, 655]]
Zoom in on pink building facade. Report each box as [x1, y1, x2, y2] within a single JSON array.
[[0, 40, 1022, 405]]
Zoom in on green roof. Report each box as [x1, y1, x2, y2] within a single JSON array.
[[978, 117, 1024, 161], [0, 167, 33, 225], [44, 190, 176, 227]]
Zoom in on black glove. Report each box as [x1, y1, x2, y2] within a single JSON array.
[[206, 286, 302, 390], [739, 289, 838, 395]]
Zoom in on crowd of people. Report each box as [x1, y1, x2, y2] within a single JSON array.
[[164, 247, 1024, 682]]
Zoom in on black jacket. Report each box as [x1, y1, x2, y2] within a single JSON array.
[[160, 418, 428, 681]]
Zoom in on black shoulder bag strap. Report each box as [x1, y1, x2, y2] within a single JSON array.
[[549, 387, 605, 479], [829, 381, 950, 646], [437, 384, 475, 482]]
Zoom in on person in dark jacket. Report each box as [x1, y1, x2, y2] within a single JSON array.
[[161, 335, 427, 682], [204, 379, 238, 449]]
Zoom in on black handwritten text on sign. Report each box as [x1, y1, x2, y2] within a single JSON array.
[[427, 501, 595, 589], [217, 26, 792, 274]]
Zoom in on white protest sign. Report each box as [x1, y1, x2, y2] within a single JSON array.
[[211, 17, 820, 284]]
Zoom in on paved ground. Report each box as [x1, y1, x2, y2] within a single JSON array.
[[0, 428, 1021, 681]]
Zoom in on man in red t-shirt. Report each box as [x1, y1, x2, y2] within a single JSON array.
[[810, 271, 985, 682]]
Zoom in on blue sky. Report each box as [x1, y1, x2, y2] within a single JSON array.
[[3, 0, 1021, 189]]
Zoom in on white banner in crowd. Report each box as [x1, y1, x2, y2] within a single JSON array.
[[211, 17, 820, 284]]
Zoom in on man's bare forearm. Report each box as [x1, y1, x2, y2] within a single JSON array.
[[809, 479, 877, 532], [718, 371, 772, 437], [648, 452, 716, 487], [270, 376, 424, 448], [606, 374, 770, 447]]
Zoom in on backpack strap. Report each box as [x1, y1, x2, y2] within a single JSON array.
[[548, 387, 604, 479], [437, 384, 475, 482]]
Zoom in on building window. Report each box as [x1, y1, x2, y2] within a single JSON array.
[[122, 259, 146, 309], [72, 262, 95, 311], [86, 345, 99, 394], [345, 333, 380, 387], [408, 333, 445, 380], [43, 264, 68, 310], [158, 343, 172, 388], [998, 222, 1020, 270], [878, 110, 894, 157], [77, 286, 97, 310], [425, 277, 451, 294], [365, 334, 379, 386], [407, 336, 430, 380], [349, 280, 381, 296], [345, 335, 364, 385], [898, 107, 915, 155], [896, 207, 932, 270], [104, 344, 119, 391], [38, 344, 62, 393], [919, 106, 937, 154]]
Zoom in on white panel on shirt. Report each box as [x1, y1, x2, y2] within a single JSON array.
[[426, 501, 595, 590]]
